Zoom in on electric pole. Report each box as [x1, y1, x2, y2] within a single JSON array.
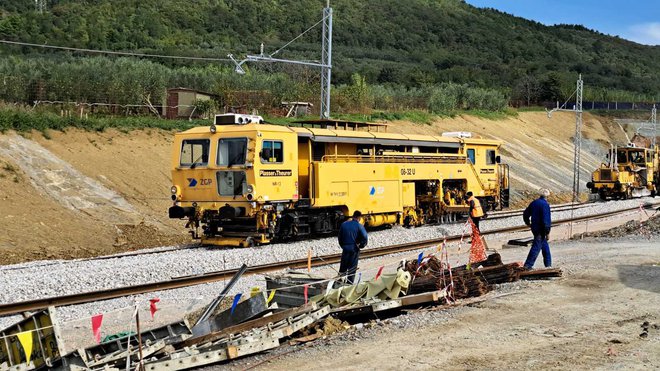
[[633, 104, 657, 149], [320, 1, 333, 119], [547, 74, 584, 203], [652, 104, 657, 149], [34, 0, 46, 13], [230, 2, 333, 119]]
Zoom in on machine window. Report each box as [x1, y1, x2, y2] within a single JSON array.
[[467, 149, 476, 164], [486, 149, 496, 165], [261, 140, 284, 163], [217, 171, 247, 196], [617, 151, 627, 164], [631, 151, 645, 164], [180, 139, 210, 168], [217, 138, 247, 167]]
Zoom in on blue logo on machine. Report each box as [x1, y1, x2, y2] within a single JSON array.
[[369, 185, 385, 196], [187, 178, 198, 187]]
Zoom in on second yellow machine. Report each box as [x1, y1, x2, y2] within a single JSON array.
[[169, 114, 510, 247]]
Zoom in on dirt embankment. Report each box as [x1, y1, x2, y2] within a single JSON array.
[[389, 111, 628, 201], [0, 112, 628, 264], [0, 129, 189, 265]]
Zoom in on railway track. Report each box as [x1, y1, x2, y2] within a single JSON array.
[[1, 201, 657, 317], [488, 201, 593, 219], [0, 201, 596, 273]]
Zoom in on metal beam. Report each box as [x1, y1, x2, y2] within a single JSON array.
[[320, 3, 333, 119], [231, 3, 333, 119], [547, 74, 584, 203]]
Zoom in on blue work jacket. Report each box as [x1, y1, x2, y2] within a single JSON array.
[[338, 219, 368, 251], [523, 197, 552, 235]]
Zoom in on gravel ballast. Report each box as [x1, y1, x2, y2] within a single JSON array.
[[0, 197, 655, 329]]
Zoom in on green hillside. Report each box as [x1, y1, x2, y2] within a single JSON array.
[[1, 0, 659, 104]]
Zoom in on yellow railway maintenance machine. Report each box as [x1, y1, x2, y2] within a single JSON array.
[[169, 114, 510, 247], [587, 144, 660, 200]]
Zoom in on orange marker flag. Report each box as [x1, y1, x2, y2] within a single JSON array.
[[307, 249, 312, 272]]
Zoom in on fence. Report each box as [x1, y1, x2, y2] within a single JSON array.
[[541, 101, 659, 111]]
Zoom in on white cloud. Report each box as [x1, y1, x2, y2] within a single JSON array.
[[624, 22, 660, 45]]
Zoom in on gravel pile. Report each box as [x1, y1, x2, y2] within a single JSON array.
[[0, 197, 654, 329], [575, 213, 660, 239]]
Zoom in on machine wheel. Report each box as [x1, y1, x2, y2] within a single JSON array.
[[403, 215, 414, 228]]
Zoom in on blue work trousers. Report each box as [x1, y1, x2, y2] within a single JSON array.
[[523, 233, 552, 269], [339, 246, 360, 284]]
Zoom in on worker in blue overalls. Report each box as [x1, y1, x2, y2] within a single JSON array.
[[338, 210, 368, 284], [523, 188, 552, 270]]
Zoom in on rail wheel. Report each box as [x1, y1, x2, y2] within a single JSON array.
[[244, 237, 256, 248]]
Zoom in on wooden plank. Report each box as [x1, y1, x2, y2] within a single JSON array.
[[331, 299, 402, 319], [400, 289, 447, 307], [180, 303, 318, 348], [519, 268, 562, 279]]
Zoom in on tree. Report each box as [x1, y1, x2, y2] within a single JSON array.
[[513, 75, 541, 106], [540, 72, 563, 103]]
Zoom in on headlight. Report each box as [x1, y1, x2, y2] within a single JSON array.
[[246, 184, 254, 194], [170, 186, 178, 194]]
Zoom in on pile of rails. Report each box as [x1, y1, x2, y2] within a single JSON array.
[[404, 253, 561, 301]]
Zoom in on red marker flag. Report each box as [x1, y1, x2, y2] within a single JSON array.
[[149, 298, 160, 319], [91, 314, 104, 344], [375, 266, 384, 280], [303, 284, 309, 304]]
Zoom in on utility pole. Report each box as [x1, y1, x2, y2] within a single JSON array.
[[229, 3, 333, 118], [633, 104, 657, 149], [573, 75, 584, 203], [320, 1, 333, 119], [652, 104, 657, 149], [548, 74, 584, 203], [34, 0, 46, 13]]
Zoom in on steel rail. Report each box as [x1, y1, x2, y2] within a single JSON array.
[[488, 201, 593, 219], [0, 202, 657, 317]]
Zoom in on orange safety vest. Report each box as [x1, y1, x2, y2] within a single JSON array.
[[468, 196, 484, 218]]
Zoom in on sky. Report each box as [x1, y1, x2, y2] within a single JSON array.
[[465, 0, 660, 45]]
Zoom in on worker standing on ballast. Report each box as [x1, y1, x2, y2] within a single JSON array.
[[338, 210, 368, 284], [523, 188, 552, 270], [466, 191, 484, 232]]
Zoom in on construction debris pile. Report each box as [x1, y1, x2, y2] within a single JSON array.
[[404, 253, 562, 301], [1, 254, 562, 371]]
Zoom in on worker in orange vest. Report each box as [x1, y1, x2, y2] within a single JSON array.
[[465, 191, 484, 232]]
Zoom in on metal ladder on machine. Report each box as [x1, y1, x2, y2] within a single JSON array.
[[498, 163, 510, 209]]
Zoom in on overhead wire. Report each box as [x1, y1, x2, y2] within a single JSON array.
[[269, 15, 327, 57], [0, 39, 232, 62]]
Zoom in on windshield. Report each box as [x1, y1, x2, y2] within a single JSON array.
[[629, 151, 645, 164], [217, 171, 247, 196], [217, 138, 247, 167], [180, 139, 210, 168]]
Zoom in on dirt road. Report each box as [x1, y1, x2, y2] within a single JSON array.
[[227, 236, 660, 370]]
